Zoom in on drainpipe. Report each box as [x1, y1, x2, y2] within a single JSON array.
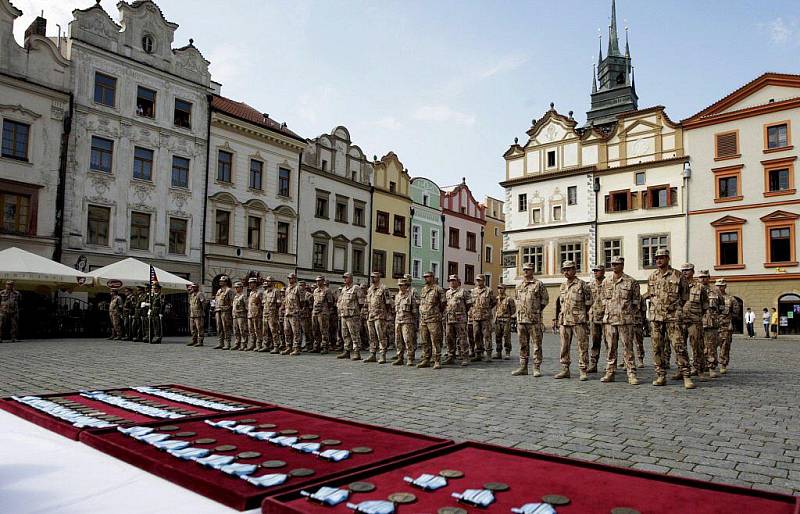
[[54, 92, 73, 263], [368, 185, 374, 274], [440, 213, 446, 285], [294, 150, 303, 275], [201, 95, 212, 286], [593, 176, 600, 266], [409, 205, 415, 285], [683, 161, 692, 263]]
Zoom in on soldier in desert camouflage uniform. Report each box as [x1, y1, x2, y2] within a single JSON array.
[[647, 249, 695, 389], [493, 284, 515, 360], [588, 264, 606, 373], [418, 271, 445, 369], [393, 278, 418, 366], [512, 263, 549, 377], [600, 256, 640, 385], [231, 281, 248, 350], [445, 275, 471, 367], [283, 273, 303, 355], [109, 289, 123, 340], [312, 276, 336, 354], [716, 279, 736, 374], [261, 277, 283, 353], [359, 283, 370, 351], [187, 283, 205, 347], [214, 276, 234, 350], [698, 270, 720, 378], [680, 263, 708, 380], [247, 277, 263, 351], [469, 275, 497, 363], [555, 260, 593, 381], [632, 296, 647, 368], [299, 282, 314, 351], [365, 272, 392, 363], [336, 273, 365, 360]]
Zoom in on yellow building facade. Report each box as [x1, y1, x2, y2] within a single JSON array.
[[482, 196, 504, 289], [370, 152, 412, 289]]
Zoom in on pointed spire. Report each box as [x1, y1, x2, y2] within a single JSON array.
[[631, 65, 636, 92], [608, 0, 620, 56], [597, 30, 603, 65], [624, 25, 630, 57], [592, 64, 597, 93]]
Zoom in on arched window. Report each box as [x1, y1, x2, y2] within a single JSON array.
[[142, 35, 155, 54]]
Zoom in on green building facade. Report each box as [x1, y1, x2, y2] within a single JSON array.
[[409, 177, 444, 288]]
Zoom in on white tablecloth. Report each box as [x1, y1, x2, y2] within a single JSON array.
[[0, 410, 259, 513]]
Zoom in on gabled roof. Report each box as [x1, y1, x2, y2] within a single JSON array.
[[760, 210, 800, 223], [211, 95, 304, 142], [711, 215, 747, 227]]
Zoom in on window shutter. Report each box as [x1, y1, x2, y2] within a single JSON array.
[[604, 195, 611, 213], [630, 191, 639, 210], [627, 191, 633, 210], [670, 187, 678, 206], [641, 190, 648, 209], [716, 132, 738, 158]]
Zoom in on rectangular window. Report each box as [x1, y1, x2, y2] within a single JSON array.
[[484, 274, 491, 287], [335, 197, 348, 222], [1, 120, 29, 160], [372, 250, 386, 277], [559, 242, 583, 272], [431, 261, 439, 279], [278, 167, 291, 197], [0, 193, 30, 234], [332, 245, 346, 272], [464, 264, 475, 285], [607, 190, 630, 212], [393, 215, 405, 236], [168, 218, 187, 254], [635, 172, 646, 186], [769, 227, 792, 263], [449, 227, 459, 248], [603, 239, 621, 269], [567, 186, 577, 205], [715, 131, 739, 160], [552, 205, 563, 221], [133, 147, 154, 181], [313, 241, 328, 270], [448, 261, 458, 278], [376, 211, 389, 233], [392, 253, 406, 278], [90, 136, 114, 173], [422, 193, 429, 206], [352, 247, 364, 275], [353, 204, 365, 226], [321, 159, 327, 171], [521, 245, 543, 275], [412, 225, 421, 247], [130, 211, 150, 251], [547, 150, 556, 168], [277, 222, 289, 253], [531, 208, 542, 224], [173, 99, 192, 128], [87, 205, 110, 245], [466, 231, 477, 252], [247, 216, 261, 250], [718, 175, 739, 199], [431, 228, 439, 250], [215, 210, 230, 245], [502, 251, 518, 268], [518, 194, 527, 212], [768, 168, 790, 192], [136, 86, 156, 118], [171, 156, 189, 188], [315, 195, 329, 219], [719, 231, 740, 266], [766, 123, 789, 150], [641, 234, 669, 269], [648, 185, 669, 208], [389, 181, 396, 193], [485, 245, 492, 263], [249, 160, 263, 190], [412, 259, 422, 279], [93, 72, 116, 107], [217, 150, 232, 183]]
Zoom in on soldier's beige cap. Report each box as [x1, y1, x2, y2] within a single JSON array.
[[522, 263, 534, 271], [287, 272, 297, 278], [5, 280, 14, 285], [654, 248, 670, 258], [370, 271, 381, 278], [190, 283, 198, 287], [680, 263, 695, 271], [715, 278, 727, 286], [342, 272, 352, 278], [448, 274, 459, 281], [315, 275, 325, 281], [248, 277, 258, 283], [475, 275, 484, 281], [611, 255, 625, 265], [398, 278, 409, 286], [423, 271, 433, 278], [403, 274, 412, 280], [234, 281, 243, 288], [697, 270, 710, 277], [498, 283, 506, 289], [591, 264, 605, 271], [561, 260, 576, 270]]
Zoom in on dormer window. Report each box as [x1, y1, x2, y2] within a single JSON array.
[[142, 35, 154, 54]]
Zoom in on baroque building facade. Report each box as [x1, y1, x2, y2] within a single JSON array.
[[60, 0, 212, 282], [371, 152, 411, 290], [409, 176, 444, 287], [0, 2, 71, 259], [441, 178, 485, 289], [205, 95, 305, 290]]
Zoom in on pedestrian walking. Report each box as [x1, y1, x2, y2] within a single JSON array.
[[744, 308, 755, 338]]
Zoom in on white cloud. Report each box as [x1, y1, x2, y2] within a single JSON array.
[[768, 18, 791, 44], [372, 116, 403, 130], [479, 54, 529, 79], [412, 105, 475, 127]]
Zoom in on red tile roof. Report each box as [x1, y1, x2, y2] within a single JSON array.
[[211, 95, 304, 142]]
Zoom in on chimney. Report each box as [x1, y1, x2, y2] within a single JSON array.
[[25, 16, 47, 40]]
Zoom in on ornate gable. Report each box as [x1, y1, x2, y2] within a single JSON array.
[[711, 215, 747, 227], [760, 210, 800, 223]]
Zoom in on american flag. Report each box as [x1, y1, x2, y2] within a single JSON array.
[[149, 265, 159, 287]]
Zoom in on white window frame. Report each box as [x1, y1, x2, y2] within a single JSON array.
[[430, 261, 439, 280], [412, 258, 422, 279], [484, 273, 491, 287], [412, 224, 422, 248], [431, 228, 439, 250]]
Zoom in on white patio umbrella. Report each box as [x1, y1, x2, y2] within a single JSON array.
[[86, 257, 192, 292], [0, 247, 91, 290]]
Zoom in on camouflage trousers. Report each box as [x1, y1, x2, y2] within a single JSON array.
[[248, 317, 262, 347], [446, 322, 469, 360], [395, 323, 416, 360], [683, 321, 706, 373], [216, 310, 233, 347], [471, 319, 492, 355], [367, 319, 389, 354], [559, 323, 589, 371], [494, 319, 512, 354], [301, 316, 313, 347], [190, 316, 204, 345], [419, 320, 443, 361], [151, 314, 162, 340], [262, 314, 281, 350], [651, 320, 690, 378], [110, 313, 122, 338], [518, 322, 544, 366], [704, 327, 719, 371], [233, 316, 248, 344], [312, 313, 330, 351], [604, 324, 635, 374], [590, 321, 605, 366], [633, 323, 646, 361], [341, 315, 362, 352], [718, 328, 732, 368], [284, 315, 302, 350]]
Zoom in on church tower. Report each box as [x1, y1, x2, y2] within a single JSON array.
[[586, 0, 638, 126]]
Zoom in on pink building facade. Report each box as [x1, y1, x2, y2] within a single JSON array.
[[441, 179, 485, 288]]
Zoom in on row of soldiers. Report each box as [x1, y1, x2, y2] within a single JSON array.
[[106, 284, 165, 343]]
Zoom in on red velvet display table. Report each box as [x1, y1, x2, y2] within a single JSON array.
[[0, 384, 269, 440], [80, 406, 453, 511], [263, 442, 800, 514]]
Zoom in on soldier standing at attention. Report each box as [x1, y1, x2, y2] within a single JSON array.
[[336, 272, 364, 360], [555, 260, 593, 381], [365, 272, 392, 363], [283, 273, 303, 356], [418, 271, 445, 369], [493, 284, 515, 359], [187, 283, 206, 347], [393, 278, 419, 366], [122, 287, 134, 340], [359, 283, 370, 351], [261, 277, 282, 353], [469, 275, 497, 362], [0, 280, 20, 342], [312, 276, 335, 354], [132, 285, 145, 341], [445, 275, 471, 367], [600, 256, 640, 385], [214, 276, 234, 350], [698, 271, 720, 378], [231, 281, 248, 350], [716, 279, 736, 374], [109, 289, 123, 340], [150, 283, 164, 344], [246, 277, 262, 351], [513, 263, 549, 377], [299, 282, 314, 352], [588, 264, 606, 373], [647, 249, 694, 389], [680, 263, 708, 380], [632, 296, 647, 368]]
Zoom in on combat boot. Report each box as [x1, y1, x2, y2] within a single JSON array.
[[707, 369, 719, 379], [696, 371, 708, 382], [195, 342, 204, 347], [511, 360, 528, 376], [280, 348, 291, 355], [231, 342, 241, 351], [636, 356, 645, 368], [186, 340, 196, 346], [460, 359, 470, 366], [377, 352, 386, 364], [532, 366, 542, 377], [720, 366, 727, 374], [627, 374, 640, 385], [652, 375, 666, 386], [289, 348, 302, 356], [392, 355, 404, 366], [492, 351, 502, 360], [671, 371, 683, 381], [363, 353, 377, 363], [350, 351, 361, 361], [406, 358, 416, 366], [683, 377, 697, 390], [600, 371, 615, 383], [416, 359, 430, 369], [320, 346, 329, 355], [579, 371, 589, 381], [553, 367, 570, 379], [470, 353, 481, 363], [432, 358, 442, 370], [213, 343, 224, 349], [587, 361, 598, 373], [442, 355, 456, 365], [336, 350, 349, 359], [483, 353, 492, 363], [503, 351, 511, 360]]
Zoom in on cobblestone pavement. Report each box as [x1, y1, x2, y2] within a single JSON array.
[[1, 333, 799, 496]]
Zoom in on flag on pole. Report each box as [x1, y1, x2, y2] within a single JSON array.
[[149, 265, 159, 287]]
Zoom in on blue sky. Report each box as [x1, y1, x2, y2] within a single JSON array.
[[12, 0, 800, 198]]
